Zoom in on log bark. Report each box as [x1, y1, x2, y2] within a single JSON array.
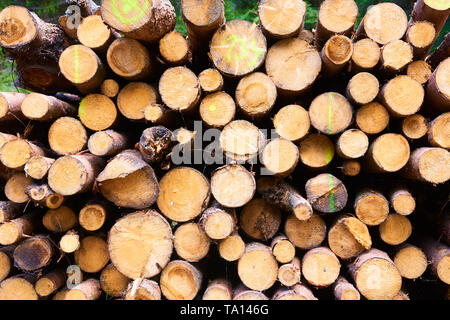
[[403, 147, 450, 184], [421, 237, 450, 285], [79, 199, 112, 232], [101, 79, 120, 98], [0, 210, 38, 245], [35, 269, 66, 297], [333, 276, 360, 300], [0, 92, 27, 121], [124, 279, 161, 300], [426, 32, 449, 69], [426, 57, 450, 113], [65, 279, 101, 300], [428, 112, 450, 149], [0, 201, 22, 223]]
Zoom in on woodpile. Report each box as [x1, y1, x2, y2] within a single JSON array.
[[0, 0, 448, 301]]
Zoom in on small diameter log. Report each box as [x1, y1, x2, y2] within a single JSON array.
[[203, 279, 232, 300], [356, 102, 390, 135], [48, 117, 87, 155], [328, 216, 372, 260], [220, 120, 266, 162], [48, 153, 104, 196], [159, 66, 200, 113], [428, 113, 450, 149], [5, 173, 34, 204], [35, 269, 66, 297], [0, 211, 37, 245], [198, 69, 224, 93], [349, 248, 402, 300], [174, 222, 210, 262], [59, 45, 105, 94], [107, 38, 154, 81], [65, 279, 101, 300], [138, 126, 175, 166], [0, 201, 21, 223], [380, 40, 413, 73], [271, 234, 295, 263], [77, 15, 113, 52], [96, 150, 159, 209], [199, 92, 236, 128], [20, 93, 76, 122], [406, 60, 432, 85], [79, 200, 111, 232], [160, 260, 202, 300], [262, 138, 299, 177], [157, 167, 210, 222], [381, 76, 424, 117], [218, 232, 245, 262], [351, 38, 380, 72], [266, 38, 321, 96], [336, 129, 369, 159], [273, 283, 317, 300], [379, 214, 412, 245], [210, 20, 266, 78], [314, 0, 358, 49], [25, 184, 64, 209], [43, 205, 77, 233], [273, 104, 310, 142], [393, 244, 428, 279], [101, 79, 120, 98], [278, 257, 301, 287], [333, 277, 360, 300], [390, 189, 416, 216], [305, 173, 348, 213], [406, 21, 436, 59], [100, 264, 131, 298], [404, 147, 450, 184], [108, 210, 173, 279], [258, 0, 306, 39], [354, 190, 389, 226], [0, 93, 25, 121], [285, 214, 326, 250], [299, 29, 314, 43], [159, 31, 190, 65], [321, 35, 353, 76], [236, 72, 277, 120], [426, 32, 449, 69], [426, 57, 450, 113], [181, 0, 225, 52], [59, 230, 80, 253], [117, 82, 159, 121], [240, 198, 281, 241], [211, 164, 255, 208], [421, 238, 450, 284], [237, 242, 278, 291], [79, 94, 117, 131], [0, 138, 45, 170], [302, 247, 341, 287], [200, 203, 236, 240], [75, 236, 109, 273], [355, 3, 408, 45], [233, 285, 269, 300], [88, 130, 128, 157], [341, 160, 361, 177], [101, 0, 175, 44], [366, 133, 410, 173], [24, 156, 54, 180], [402, 114, 429, 140], [309, 92, 353, 135], [0, 274, 38, 300], [124, 279, 161, 300], [13, 235, 54, 272], [346, 72, 379, 105], [144, 104, 180, 126], [410, 0, 450, 46], [257, 177, 312, 220]]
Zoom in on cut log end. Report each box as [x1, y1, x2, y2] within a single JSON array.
[[174, 222, 210, 262], [379, 214, 412, 245], [428, 113, 450, 149], [43, 206, 76, 233], [79, 94, 117, 131], [391, 190, 416, 216], [199, 92, 235, 128], [0, 6, 37, 48], [407, 60, 432, 85], [159, 31, 189, 65], [59, 230, 80, 253], [240, 198, 281, 241], [79, 204, 107, 232], [273, 104, 310, 142], [381, 40, 413, 72], [0, 276, 38, 300], [346, 72, 379, 105], [356, 102, 389, 135], [198, 69, 224, 93], [305, 173, 348, 213], [75, 236, 109, 273], [299, 133, 334, 168], [100, 264, 130, 298], [394, 245, 427, 279], [77, 15, 112, 51], [407, 147, 450, 184], [101, 79, 119, 98], [48, 117, 87, 155], [160, 260, 202, 300], [337, 129, 369, 159], [351, 38, 380, 70], [355, 190, 389, 226], [0, 139, 42, 170], [381, 75, 424, 117], [285, 214, 326, 250], [302, 247, 341, 287], [118, 82, 158, 121], [218, 233, 245, 261], [369, 133, 410, 172], [262, 138, 299, 177], [25, 156, 54, 180]]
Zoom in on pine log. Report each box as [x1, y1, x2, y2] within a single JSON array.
[[366, 133, 410, 173], [262, 138, 299, 177], [302, 247, 341, 287], [100, 79, 120, 98], [406, 21, 436, 59], [402, 114, 429, 140], [273, 283, 317, 300], [277, 257, 301, 287], [404, 147, 450, 184], [421, 238, 450, 284], [273, 104, 310, 142], [79, 199, 112, 232], [393, 244, 428, 280], [346, 72, 379, 105], [42, 205, 77, 233], [0, 138, 45, 170], [379, 214, 412, 245], [59, 230, 80, 253], [199, 92, 236, 128], [239, 198, 281, 241], [24, 156, 54, 180], [0, 274, 38, 300], [0, 211, 38, 245], [199, 202, 236, 240], [138, 126, 175, 166], [75, 236, 109, 273], [159, 31, 190, 65], [35, 269, 66, 297], [0, 93, 27, 121], [198, 68, 224, 93], [305, 173, 348, 213], [285, 213, 326, 250], [203, 279, 232, 300], [271, 234, 295, 264], [0, 201, 21, 223], [88, 130, 129, 157], [218, 232, 245, 262], [233, 285, 269, 300], [48, 117, 88, 155], [160, 260, 202, 300], [117, 82, 159, 121], [321, 35, 353, 77], [380, 40, 413, 73], [406, 60, 432, 85], [426, 32, 449, 69], [340, 159, 361, 177], [333, 276, 360, 300], [5, 173, 34, 204], [13, 235, 54, 272], [124, 279, 161, 300], [65, 279, 101, 300], [25, 183, 64, 209], [174, 222, 210, 262], [336, 129, 369, 159], [77, 15, 113, 52], [100, 264, 131, 298], [428, 112, 450, 149], [350, 38, 380, 72], [79, 94, 117, 131], [390, 188, 416, 216], [0, 245, 15, 282], [355, 102, 390, 135], [354, 189, 389, 226], [143, 103, 180, 126], [426, 57, 450, 113]]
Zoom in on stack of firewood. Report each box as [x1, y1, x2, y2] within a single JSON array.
[[0, 0, 448, 300]]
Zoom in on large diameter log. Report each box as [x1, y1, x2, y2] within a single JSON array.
[[0, 138, 45, 170], [305, 173, 348, 213], [426, 57, 450, 113], [108, 210, 173, 279], [428, 113, 450, 149], [199, 92, 236, 128], [393, 244, 428, 280], [203, 279, 232, 300], [174, 222, 210, 262], [365, 133, 410, 173], [404, 147, 450, 184], [258, 0, 306, 39], [181, 0, 224, 52], [100, 264, 131, 298], [354, 190, 389, 226], [157, 167, 210, 222], [160, 260, 202, 300], [421, 238, 450, 284], [48, 154, 104, 196], [257, 177, 312, 220], [266, 38, 321, 96], [333, 277, 360, 300], [321, 35, 353, 77], [210, 20, 267, 78], [0, 92, 27, 121], [0, 211, 38, 246], [48, 117, 87, 155], [5, 173, 34, 204], [0, 274, 38, 300], [240, 198, 281, 241], [237, 243, 278, 291], [351, 38, 380, 72], [13, 235, 54, 272], [406, 21, 436, 59], [0, 6, 71, 94], [355, 3, 408, 45], [302, 247, 341, 287], [285, 214, 326, 250], [273, 104, 310, 142], [380, 76, 424, 117], [349, 249, 402, 300], [101, 0, 176, 44], [35, 269, 67, 298], [118, 82, 159, 121], [124, 279, 161, 300], [314, 0, 358, 49], [79, 94, 117, 131], [355, 102, 389, 135], [65, 279, 101, 300]]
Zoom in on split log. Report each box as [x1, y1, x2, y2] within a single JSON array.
[[302, 247, 341, 287], [199, 202, 236, 240], [13, 235, 54, 272], [203, 279, 232, 300], [354, 189, 389, 226], [421, 238, 450, 284], [285, 213, 326, 250], [271, 234, 295, 264], [160, 260, 202, 300], [321, 35, 353, 77], [48, 117, 87, 155], [35, 269, 66, 297], [88, 130, 128, 157], [239, 198, 281, 241], [346, 72, 379, 105], [199, 92, 236, 128], [198, 69, 224, 93], [42, 205, 77, 233], [336, 129, 369, 159], [100, 264, 130, 298], [305, 173, 348, 213], [273, 104, 310, 142], [0, 201, 21, 223], [0, 93, 26, 121], [24, 156, 54, 180], [117, 82, 159, 121], [393, 244, 428, 279], [218, 232, 245, 262], [96, 150, 158, 209], [124, 279, 161, 300], [298, 132, 335, 168], [390, 188, 416, 216], [428, 113, 450, 149], [65, 279, 101, 300], [426, 57, 450, 113], [402, 114, 429, 140], [77, 15, 113, 52], [379, 214, 412, 245], [5, 173, 34, 204], [277, 257, 301, 287], [159, 31, 190, 65], [25, 183, 64, 209], [79, 94, 117, 131], [59, 230, 80, 253], [406, 60, 432, 85], [380, 40, 413, 73], [261, 138, 299, 177], [355, 102, 390, 135], [333, 276, 360, 300], [0, 138, 45, 170], [406, 21, 436, 59], [0, 211, 38, 245], [101, 0, 176, 44], [351, 38, 380, 72], [174, 222, 210, 262], [404, 147, 450, 184], [0, 274, 38, 300], [101, 79, 120, 98], [366, 133, 410, 173]]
